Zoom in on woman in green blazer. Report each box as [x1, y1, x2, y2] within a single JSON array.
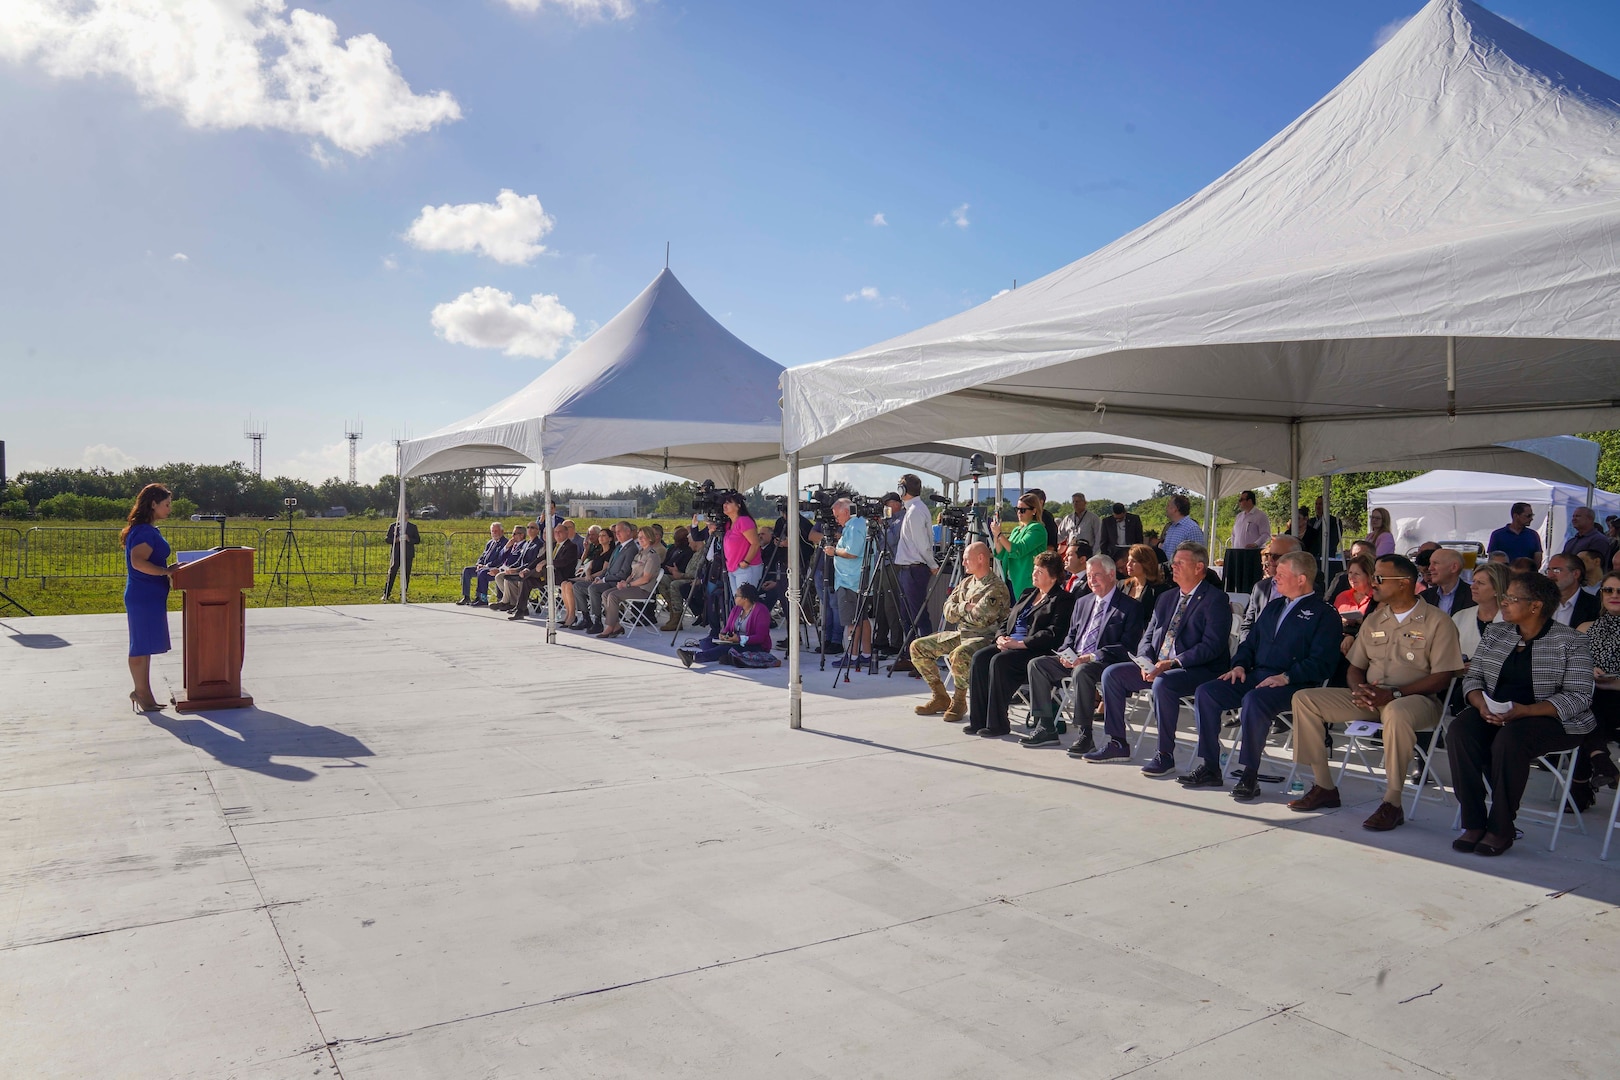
[[994, 495, 1049, 597]]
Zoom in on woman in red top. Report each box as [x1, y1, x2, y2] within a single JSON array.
[[1333, 552, 1377, 653]]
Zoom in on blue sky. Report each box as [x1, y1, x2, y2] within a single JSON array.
[[3, 0, 1618, 501]]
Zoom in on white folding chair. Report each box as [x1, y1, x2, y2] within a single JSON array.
[[619, 569, 665, 637], [1601, 787, 1620, 860], [1450, 747, 1586, 852], [1331, 681, 1457, 820]]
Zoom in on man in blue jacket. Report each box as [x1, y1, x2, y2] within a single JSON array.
[[457, 521, 507, 607], [1178, 550, 1342, 798], [1021, 553, 1145, 753], [1086, 541, 1232, 775]]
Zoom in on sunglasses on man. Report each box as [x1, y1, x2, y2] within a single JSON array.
[[1372, 574, 1415, 585]]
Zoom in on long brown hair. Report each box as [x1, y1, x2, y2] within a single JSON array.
[[1126, 543, 1162, 583], [122, 483, 172, 542]]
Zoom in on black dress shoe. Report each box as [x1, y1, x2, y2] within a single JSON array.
[[1020, 727, 1061, 747], [1066, 732, 1096, 757], [961, 723, 980, 735], [1231, 772, 1261, 801], [1176, 763, 1224, 788], [977, 727, 1008, 738]]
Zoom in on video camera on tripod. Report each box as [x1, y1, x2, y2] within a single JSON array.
[[794, 485, 839, 530], [691, 479, 740, 530]]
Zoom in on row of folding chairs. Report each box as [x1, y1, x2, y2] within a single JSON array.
[[1006, 671, 1609, 855]]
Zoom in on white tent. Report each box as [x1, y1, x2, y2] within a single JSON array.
[[397, 269, 784, 639], [401, 268, 784, 489], [780, 0, 1620, 474], [1326, 437, 1601, 489], [1367, 471, 1620, 556], [777, 0, 1620, 726]]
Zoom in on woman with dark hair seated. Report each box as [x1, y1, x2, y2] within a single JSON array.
[[964, 551, 1075, 738], [677, 583, 772, 668], [1448, 572, 1596, 856], [1120, 543, 1169, 607], [1574, 569, 1620, 804]]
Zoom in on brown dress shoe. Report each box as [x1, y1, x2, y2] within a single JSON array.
[[941, 687, 969, 723], [915, 687, 951, 715], [1287, 784, 1341, 812], [1361, 801, 1405, 831]]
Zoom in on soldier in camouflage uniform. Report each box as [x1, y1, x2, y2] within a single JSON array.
[[912, 542, 1012, 722]]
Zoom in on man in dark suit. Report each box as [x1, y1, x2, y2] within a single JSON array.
[[1021, 554, 1146, 753], [457, 521, 507, 607], [1086, 541, 1232, 775], [510, 520, 580, 621], [1420, 548, 1476, 618], [493, 522, 545, 611], [1178, 550, 1343, 797], [1549, 553, 1601, 626], [1101, 502, 1144, 562]]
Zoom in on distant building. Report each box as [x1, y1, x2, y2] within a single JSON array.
[[568, 499, 637, 519], [326, 506, 348, 518]]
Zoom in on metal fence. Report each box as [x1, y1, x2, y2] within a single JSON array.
[[1, 526, 494, 584]]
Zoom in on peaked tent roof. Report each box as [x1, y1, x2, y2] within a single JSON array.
[[782, 0, 1620, 471], [401, 269, 785, 487]]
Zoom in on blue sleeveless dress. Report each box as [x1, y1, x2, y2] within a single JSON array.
[[124, 523, 172, 657]]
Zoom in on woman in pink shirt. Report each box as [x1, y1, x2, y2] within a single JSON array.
[[1364, 507, 1396, 558], [720, 493, 763, 592]]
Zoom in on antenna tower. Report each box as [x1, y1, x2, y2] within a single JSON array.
[[344, 421, 364, 483], [244, 418, 266, 478]]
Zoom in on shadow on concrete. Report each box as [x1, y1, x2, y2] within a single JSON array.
[[802, 728, 1620, 901], [4, 632, 71, 649], [149, 707, 374, 782]]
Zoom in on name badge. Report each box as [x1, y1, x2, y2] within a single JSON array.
[[1370, 630, 1388, 642]]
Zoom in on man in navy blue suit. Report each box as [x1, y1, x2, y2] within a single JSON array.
[[457, 521, 507, 607], [1086, 541, 1232, 775], [1021, 554, 1145, 753], [1178, 550, 1342, 798]]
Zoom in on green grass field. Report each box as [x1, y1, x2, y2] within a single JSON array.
[[0, 516, 679, 617]]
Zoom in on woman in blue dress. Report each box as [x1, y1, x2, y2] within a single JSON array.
[[124, 484, 176, 711]]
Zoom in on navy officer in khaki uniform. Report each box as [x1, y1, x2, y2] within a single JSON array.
[[1287, 553, 1465, 831]]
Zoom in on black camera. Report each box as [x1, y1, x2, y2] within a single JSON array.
[[692, 480, 741, 528], [796, 485, 838, 528], [929, 492, 976, 533], [850, 494, 888, 521]]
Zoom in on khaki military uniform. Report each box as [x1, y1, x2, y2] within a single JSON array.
[[1291, 601, 1466, 804], [910, 572, 1012, 692]]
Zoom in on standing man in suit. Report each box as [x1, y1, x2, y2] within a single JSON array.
[[382, 515, 420, 602], [1179, 551, 1342, 797], [1022, 554, 1145, 753], [1102, 502, 1144, 562], [1086, 541, 1233, 774]]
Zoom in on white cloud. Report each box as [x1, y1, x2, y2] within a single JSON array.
[[381, 254, 398, 270], [844, 286, 881, 302], [170, 252, 188, 262], [1373, 16, 1411, 49], [276, 438, 398, 485], [430, 286, 577, 359], [500, 0, 636, 19], [82, 443, 138, 470], [949, 203, 970, 228], [870, 212, 887, 227], [406, 190, 555, 265], [0, 1, 461, 155]]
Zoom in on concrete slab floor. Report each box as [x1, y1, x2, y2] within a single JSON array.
[[1, 604, 1616, 1078]]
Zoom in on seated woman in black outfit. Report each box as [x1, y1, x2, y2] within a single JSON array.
[[965, 550, 1075, 738], [1573, 569, 1620, 804], [1448, 572, 1596, 856]]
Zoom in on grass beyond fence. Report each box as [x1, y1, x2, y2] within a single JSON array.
[[0, 517, 676, 617]]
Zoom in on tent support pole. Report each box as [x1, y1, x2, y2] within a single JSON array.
[[1019, 455, 1026, 496], [543, 468, 555, 645], [1289, 423, 1300, 538], [396, 443, 408, 606], [1320, 473, 1333, 576], [995, 456, 1005, 517], [787, 452, 802, 730], [1205, 462, 1217, 556], [822, 461, 829, 488], [1446, 337, 1457, 421]]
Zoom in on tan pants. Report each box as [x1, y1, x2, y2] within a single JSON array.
[[602, 584, 651, 629], [1291, 687, 1440, 805]]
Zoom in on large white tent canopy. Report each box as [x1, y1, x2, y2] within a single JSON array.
[[779, 0, 1620, 474], [401, 268, 784, 489]]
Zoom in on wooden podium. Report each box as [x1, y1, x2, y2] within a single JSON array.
[[170, 548, 255, 713]]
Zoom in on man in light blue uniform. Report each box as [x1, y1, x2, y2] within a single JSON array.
[[823, 498, 871, 667]]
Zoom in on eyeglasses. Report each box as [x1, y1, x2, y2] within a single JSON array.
[[1372, 574, 1413, 585], [1600, 586, 1620, 596], [1501, 594, 1533, 605], [1260, 553, 1279, 562]]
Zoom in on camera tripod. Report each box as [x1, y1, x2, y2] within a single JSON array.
[[263, 505, 315, 606], [0, 586, 31, 616], [671, 517, 732, 648]]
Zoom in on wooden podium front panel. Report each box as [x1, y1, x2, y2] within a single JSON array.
[[172, 547, 255, 712]]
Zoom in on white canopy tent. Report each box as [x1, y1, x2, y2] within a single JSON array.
[[1367, 470, 1620, 557], [396, 269, 785, 639], [1327, 437, 1602, 490], [777, 0, 1620, 726]]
